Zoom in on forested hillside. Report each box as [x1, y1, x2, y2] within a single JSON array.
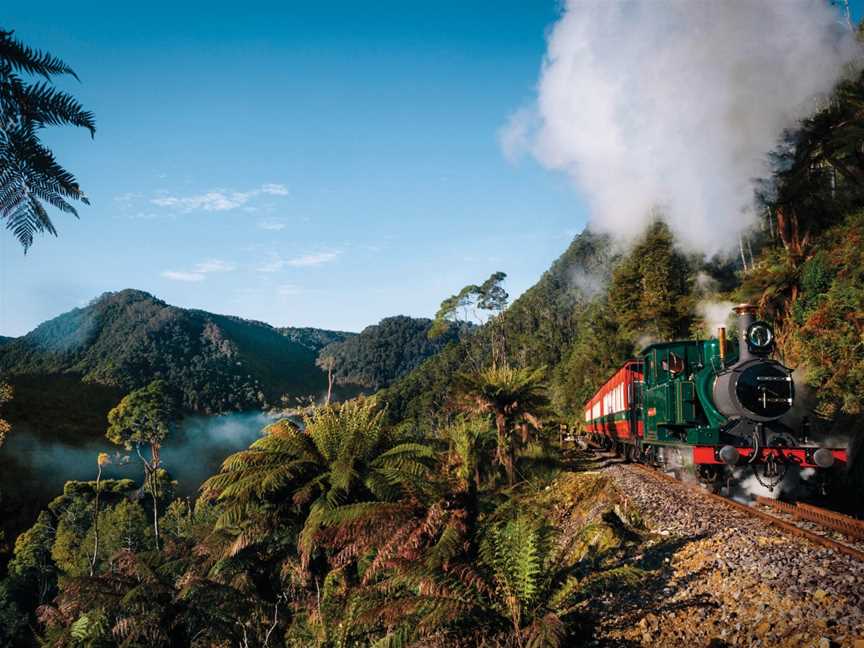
[[0, 336, 14, 347], [0, 290, 350, 414], [377, 228, 623, 425], [277, 326, 353, 351], [316, 315, 463, 390]]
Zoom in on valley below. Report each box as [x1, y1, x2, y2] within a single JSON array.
[[0, 407, 276, 546]]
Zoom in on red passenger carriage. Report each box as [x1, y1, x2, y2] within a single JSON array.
[[583, 360, 643, 446]]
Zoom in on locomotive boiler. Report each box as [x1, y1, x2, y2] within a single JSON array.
[[583, 304, 847, 491]]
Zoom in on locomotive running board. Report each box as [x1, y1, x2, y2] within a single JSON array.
[[692, 445, 847, 468]]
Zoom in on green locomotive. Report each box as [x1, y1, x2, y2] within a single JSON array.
[[585, 304, 847, 490]]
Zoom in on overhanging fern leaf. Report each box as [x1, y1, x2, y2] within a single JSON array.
[[1, 28, 94, 250]]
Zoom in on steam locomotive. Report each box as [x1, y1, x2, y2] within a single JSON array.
[[583, 304, 848, 492]]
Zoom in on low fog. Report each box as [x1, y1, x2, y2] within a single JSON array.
[[0, 411, 277, 508]]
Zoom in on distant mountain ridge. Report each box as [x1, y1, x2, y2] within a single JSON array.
[[0, 289, 353, 414], [0, 335, 14, 347]]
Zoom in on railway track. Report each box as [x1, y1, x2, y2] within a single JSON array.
[[626, 461, 864, 562]]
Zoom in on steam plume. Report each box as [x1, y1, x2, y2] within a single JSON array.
[[504, 1, 862, 254]]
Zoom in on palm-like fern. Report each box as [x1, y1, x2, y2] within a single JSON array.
[[359, 515, 587, 648], [456, 366, 549, 486], [37, 542, 269, 648], [0, 29, 95, 250], [202, 399, 434, 567]]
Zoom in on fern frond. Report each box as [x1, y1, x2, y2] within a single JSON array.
[[19, 81, 96, 134], [0, 30, 80, 79]]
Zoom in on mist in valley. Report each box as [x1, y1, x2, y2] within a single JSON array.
[[0, 411, 278, 537]]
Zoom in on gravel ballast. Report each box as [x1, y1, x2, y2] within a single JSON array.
[[589, 463, 864, 647]]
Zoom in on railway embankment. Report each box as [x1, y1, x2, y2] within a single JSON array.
[[588, 461, 864, 647]]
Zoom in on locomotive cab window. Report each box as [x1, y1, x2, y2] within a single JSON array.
[[657, 350, 683, 378]]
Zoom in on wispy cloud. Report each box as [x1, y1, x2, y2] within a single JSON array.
[[126, 212, 167, 221], [286, 251, 339, 267], [498, 107, 537, 164], [255, 250, 340, 272], [260, 183, 289, 196], [193, 259, 236, 273], [151, 184, 289, 213], [114, 192, 143, 204], [255, 254, 285, 273], [277, 283, 303, 296], [161, 271, 206, 283], [162, 258, 236, 282], [257, 219, 287, 231]]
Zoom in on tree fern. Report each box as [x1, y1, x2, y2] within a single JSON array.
[[455, 366, 550, 486], [203, 398, 433, 568], [1, 29, 95, 250]]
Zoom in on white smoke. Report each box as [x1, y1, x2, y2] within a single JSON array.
[[568, 266, 607, 299], [503, 1, 862, 254], [733, 466, 817, 502], [696, 299, 736, 336]]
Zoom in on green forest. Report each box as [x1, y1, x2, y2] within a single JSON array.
[[0, 289, 355, 415], [315, 316, 464, 391], [2, 16, 864, 648]]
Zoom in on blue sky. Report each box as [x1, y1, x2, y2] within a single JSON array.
[[0, 1, 587, 336], [1, 1, 862, 336]]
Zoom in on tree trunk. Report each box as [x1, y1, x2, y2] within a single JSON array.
[[137, 442, 161, 550], [520, 422, 530, 445], [326, 364, 334, 405], [150, 473, 160, 550], [507, 429, 516, 488], [495, 411, 514, 486], [90, 464, 102, 576]]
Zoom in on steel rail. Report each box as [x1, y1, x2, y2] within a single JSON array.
[[627, 463, 864, 562], [755, 496, 864, 542]]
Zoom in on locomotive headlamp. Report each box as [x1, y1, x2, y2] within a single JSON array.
[[746, 321, 774, 353]]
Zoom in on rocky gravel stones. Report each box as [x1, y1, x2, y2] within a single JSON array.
[[588, 463, 864, 647]]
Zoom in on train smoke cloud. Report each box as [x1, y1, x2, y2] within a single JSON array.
[[503, 1, 862, 254]]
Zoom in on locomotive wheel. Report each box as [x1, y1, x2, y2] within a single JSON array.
[[698, 465, 724, 494]]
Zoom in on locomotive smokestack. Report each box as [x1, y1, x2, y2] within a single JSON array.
[[733, 303, 757, 362]]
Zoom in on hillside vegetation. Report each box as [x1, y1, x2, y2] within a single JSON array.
[[0, 290, 350, 414], [277, 327, 353, 351], [376, 224, 710, 428], [317, 315, 463, 391]]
